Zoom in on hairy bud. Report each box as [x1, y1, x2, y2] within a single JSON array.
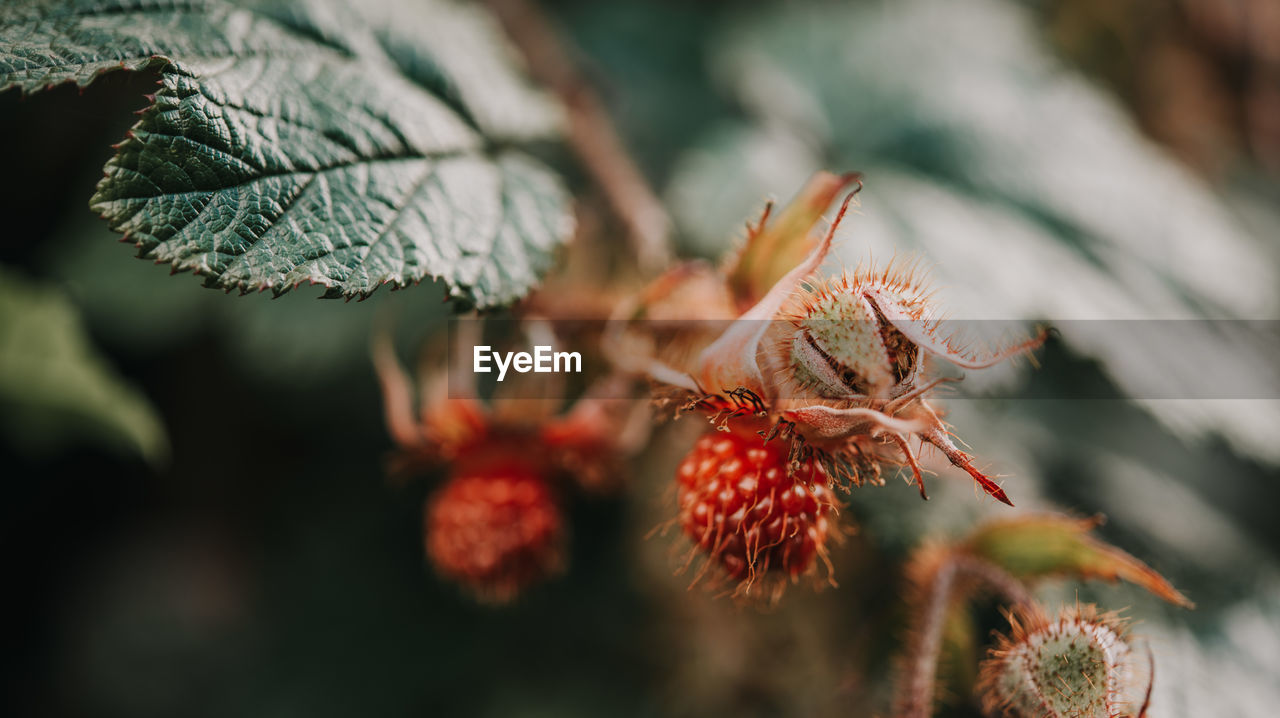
[[977, 605, 1151, 718]]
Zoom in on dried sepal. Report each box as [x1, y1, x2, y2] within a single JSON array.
[[726, 170, 863, 309], [691, 188, 853, 401], [373, 323, 640, 489], [539, 374, 653, 492]]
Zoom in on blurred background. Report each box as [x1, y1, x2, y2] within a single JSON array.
[[2, 0, 1279, 716]]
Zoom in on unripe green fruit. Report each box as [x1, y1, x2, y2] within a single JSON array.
[[978, 606, 1148, 718], [788, 285, 918, 399]]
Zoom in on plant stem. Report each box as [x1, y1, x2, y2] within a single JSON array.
[[895, 554, 1036, 718], [953, 554, 1037, 611], [485, 0, 672, 275], [896, 557, 959, 718]]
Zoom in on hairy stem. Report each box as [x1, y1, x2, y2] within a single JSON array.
[[896, 557, 959, 718], [485, 0, 672, 274], [953, 554, 1037, 611], [895, 554, 1036, 718]]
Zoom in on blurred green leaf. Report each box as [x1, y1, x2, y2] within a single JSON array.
[[668, 0, 1280, 462], [1, 0, 572, 308], [965, 513, 1192, 607], [560, 0, 729, 185], [44, 214, 452, 385], [0, 267, 167, 463]]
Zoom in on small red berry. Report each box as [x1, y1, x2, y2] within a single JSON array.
[[676, 429, 838, 597], [425, 466, 565, 603]]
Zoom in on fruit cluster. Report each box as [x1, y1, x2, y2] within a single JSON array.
[[379, 171, 1044, 601]]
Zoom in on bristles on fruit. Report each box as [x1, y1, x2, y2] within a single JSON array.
[[675, 429, 841, 601]]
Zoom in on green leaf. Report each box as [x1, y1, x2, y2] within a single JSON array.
[[964, 513, 1193, 608], [0, 267, 167, 463], [46, 213, 454, 384], [0, 0, 572, 308]]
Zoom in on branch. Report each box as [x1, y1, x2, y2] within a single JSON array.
[[894, 554, 1036, 718], [485, 0, 673, 274], [896, 557, 960, 718]]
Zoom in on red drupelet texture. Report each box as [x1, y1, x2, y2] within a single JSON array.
[[425, 467, 565, 603], [676, 429, 836, 590]]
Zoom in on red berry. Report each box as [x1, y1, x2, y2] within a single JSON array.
[[676, 429, 838, 596], [425, 466, 565, 603]]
